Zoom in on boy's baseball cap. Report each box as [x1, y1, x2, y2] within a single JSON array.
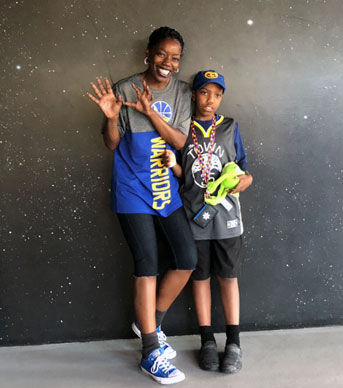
[[192, 70, 226, 93]]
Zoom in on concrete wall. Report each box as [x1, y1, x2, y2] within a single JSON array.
[[1, 0, 342, 345]]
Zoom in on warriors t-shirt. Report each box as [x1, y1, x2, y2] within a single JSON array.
[[111, 74, 192, 217]]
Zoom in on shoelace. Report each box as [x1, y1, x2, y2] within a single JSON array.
[[151, 354, 175, 374], [157, 330, 167, 346]]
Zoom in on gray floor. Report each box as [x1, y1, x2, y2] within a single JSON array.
[[0, 326, 342, 388]]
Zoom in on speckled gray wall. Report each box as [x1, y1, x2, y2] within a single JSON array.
[[1, 0, 342, 346]]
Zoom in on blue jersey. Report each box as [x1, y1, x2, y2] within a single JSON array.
[[110, 74, 192, 217]]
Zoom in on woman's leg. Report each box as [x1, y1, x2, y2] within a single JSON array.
[[134, 276, 157, 334], [155, 207, 197, 316], [117, 213, 187, 382], [156, 269, 192, 312], [117, 213, 160, 357]]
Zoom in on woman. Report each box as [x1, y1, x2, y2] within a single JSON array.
[[88, 27, 197, 385]]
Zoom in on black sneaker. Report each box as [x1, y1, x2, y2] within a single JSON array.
[[220, 343, 242, 374], [199, 341, 219, 371]]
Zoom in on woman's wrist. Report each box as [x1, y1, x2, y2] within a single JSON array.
[[107, 114, 119, 121], [145, 107, 155, 118]]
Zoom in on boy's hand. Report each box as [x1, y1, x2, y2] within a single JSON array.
[[162, 150, 176, 168], [229, 173, 253, 194]]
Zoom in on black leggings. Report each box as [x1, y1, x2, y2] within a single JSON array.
[[117, 207, 197, 276]]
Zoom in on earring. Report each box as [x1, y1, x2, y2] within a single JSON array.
[[175, 68, 179, 73], [144, 57, 149, 65]]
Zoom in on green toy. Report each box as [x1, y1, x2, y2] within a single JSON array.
[[205, 161, 244, 206]]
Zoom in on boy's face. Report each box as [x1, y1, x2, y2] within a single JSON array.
[[193, 83, 224, 121]]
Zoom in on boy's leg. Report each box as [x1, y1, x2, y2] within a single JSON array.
[[192, 278, 212, 327], [217, 276, 241, 347], [192, 240, 212, 330], [217, 276, 240, 327], [192, 240, 219, 371], [213, 237, 243, 374]]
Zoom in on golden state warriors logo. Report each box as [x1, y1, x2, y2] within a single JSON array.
[[192, 154, 222, 188], [152, 101, 172, 123], [204, 71, 218, 79]]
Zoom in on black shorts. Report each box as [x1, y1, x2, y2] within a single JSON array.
[[117, 207, 197, 277], [192, 236, 243, 280]]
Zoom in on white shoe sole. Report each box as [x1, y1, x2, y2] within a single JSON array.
[[141, 366, 185, 385]]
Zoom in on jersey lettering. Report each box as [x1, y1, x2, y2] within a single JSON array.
[[150, 137, 171, 210]]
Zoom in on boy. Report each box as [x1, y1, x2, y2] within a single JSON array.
[[163, 70, 253, 373]]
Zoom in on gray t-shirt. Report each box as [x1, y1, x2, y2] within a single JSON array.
[[113, 73, 192, 137]]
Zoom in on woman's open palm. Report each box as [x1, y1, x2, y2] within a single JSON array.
[[88, 78, 122, 119]]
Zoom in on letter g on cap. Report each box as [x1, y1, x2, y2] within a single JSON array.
[[204, 71, 218, 79]]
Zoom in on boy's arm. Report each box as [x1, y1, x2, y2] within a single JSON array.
[[229, 122, 253, 193], [233, 122, 248, 171], [162, 150, 183, 178]]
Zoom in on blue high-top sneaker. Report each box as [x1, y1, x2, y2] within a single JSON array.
[[140, 348, 185, 385], [132, 321, 177, 359]]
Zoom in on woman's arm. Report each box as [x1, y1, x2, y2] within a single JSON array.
[[88, 78, 123, 150], [146, 109, 187, 150], [103, 117, 121, 150], [125, 81, 187, 150]]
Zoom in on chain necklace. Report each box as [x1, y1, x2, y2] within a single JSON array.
[[190, 115, 217, 191]]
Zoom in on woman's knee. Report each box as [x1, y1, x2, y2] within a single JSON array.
[[171, 268, 193, 279]]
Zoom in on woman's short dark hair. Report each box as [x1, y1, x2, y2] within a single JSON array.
[[147, 26, 184, 54]]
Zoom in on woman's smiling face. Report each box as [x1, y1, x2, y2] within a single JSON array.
[[145, 38, 182, 87]]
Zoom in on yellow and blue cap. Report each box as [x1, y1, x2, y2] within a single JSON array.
[[192, 70, 226, 93]]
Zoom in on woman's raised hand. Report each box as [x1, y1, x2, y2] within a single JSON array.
[[125, 80, 154, 116], [88, 78, 122, 119]]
